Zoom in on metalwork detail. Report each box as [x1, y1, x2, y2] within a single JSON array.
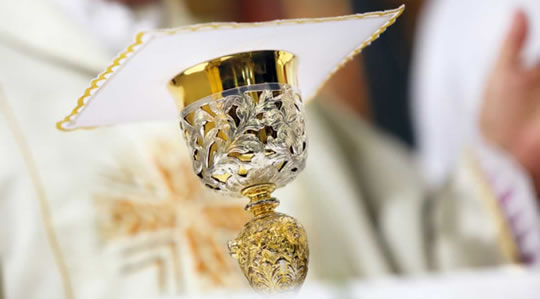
[[175, 61, 310, 293], [180, 83, 307, 195], [228, 184, 309, 293]]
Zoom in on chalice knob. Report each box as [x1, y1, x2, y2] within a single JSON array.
[[228, 184, 308, 293]]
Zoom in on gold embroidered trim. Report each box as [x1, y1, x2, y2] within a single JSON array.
[[468, 150, 521, 264], [0, 86, 74, 299], [56, 5, 404, 131]]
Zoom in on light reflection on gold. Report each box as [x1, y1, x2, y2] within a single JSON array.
[[228, 184, 309, 293], [169, 50, 298, 109]]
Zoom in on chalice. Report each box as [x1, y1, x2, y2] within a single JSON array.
[[169, 50, 308, 292], [57, 6, 403, 294]]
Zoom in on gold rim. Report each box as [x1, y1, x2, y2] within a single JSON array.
[[168, 50, 297, 110]]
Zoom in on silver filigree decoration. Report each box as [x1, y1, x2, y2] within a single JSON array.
[[179, 83, 307, 195]]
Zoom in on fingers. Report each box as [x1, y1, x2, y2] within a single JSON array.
[[498, 9, 529, 68]]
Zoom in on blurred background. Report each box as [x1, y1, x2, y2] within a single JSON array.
[[1, 0, 540, 298]]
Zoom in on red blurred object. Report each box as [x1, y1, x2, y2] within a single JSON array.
[[109, 0, 160, 6], [238, 0, 284, 22]]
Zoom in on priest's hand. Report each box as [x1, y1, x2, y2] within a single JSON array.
[[480, 10, 540, 194]]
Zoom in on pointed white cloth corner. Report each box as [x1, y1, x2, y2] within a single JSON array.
[[57, 5, 404, 131]]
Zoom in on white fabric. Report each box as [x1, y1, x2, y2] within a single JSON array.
[[58, 7, 404, 130], [51, 0, 163, 53], [2, 0, 530, 297], [412, 0, 540, 188], [412, 0, 540, 267], [0, 0, 113, 75], [474, 138, 540, 266], [0, 2, 414, 297], [0, 1, 246, 298], [146, 268, 540, 299]]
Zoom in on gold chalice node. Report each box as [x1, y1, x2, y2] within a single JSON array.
[[169, 50, 309, 293]]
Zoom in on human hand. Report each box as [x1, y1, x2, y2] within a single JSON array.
[[480, 10, 540, 194]]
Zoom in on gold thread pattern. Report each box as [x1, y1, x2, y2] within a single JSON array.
[[94, 136, 251, 293], [467, 150, 521, 264], [56, 5, 405, 132]]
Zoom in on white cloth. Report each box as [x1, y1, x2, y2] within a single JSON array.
[[54, 8, 404, 130], [51, 0, 163, 53], [0, 1, 248, 298], [412, 0, 540, 188], [412, 0, 540, 265], [1, 0, 533, 298], [0, 1, 418, 298], [474, 138, 540, 265], [156, 268, 540, 299]]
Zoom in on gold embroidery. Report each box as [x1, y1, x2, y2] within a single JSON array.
[[95, 136, 251, 293], [468, 150, 521, 264], [121, 256, 167, 292]]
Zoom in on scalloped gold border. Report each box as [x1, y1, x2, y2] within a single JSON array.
[[57, 5, 404, 131]]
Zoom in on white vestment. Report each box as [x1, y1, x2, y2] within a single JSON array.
[[412, 0, 540, 266], [1, 0, 536, 298], [412, 0, 540, 187]]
